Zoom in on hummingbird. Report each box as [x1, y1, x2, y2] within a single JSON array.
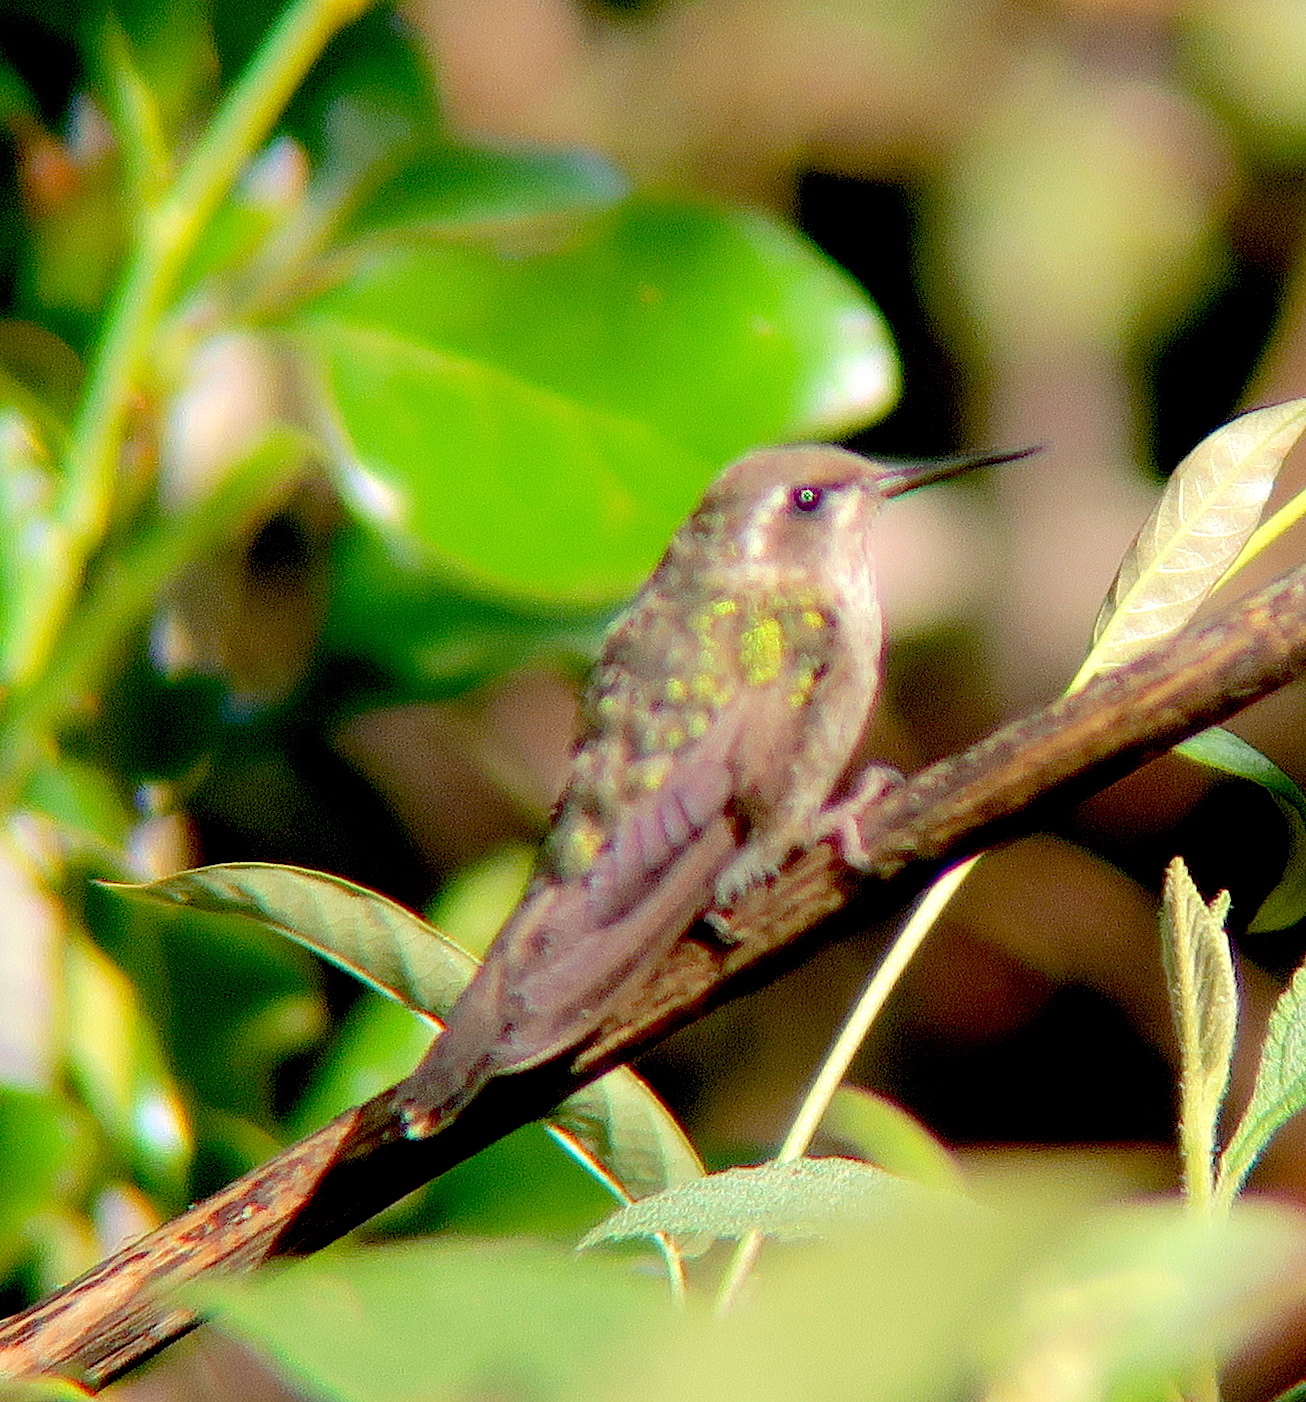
[[395, 443, 1026, 1137]]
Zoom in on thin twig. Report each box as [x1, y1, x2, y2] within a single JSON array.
[[714, 855, 980, 1316]]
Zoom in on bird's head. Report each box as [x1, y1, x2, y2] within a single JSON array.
[[691, 443, 1034, 570]]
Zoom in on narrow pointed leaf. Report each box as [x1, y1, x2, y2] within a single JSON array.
[[106, 864, 702, 1225], [1176, 727, 1306, 932], [822, 1086, 966, 1193], [1072, 398, 1306, 690], [1159, 857, 1237, 1210], [108, 862, 479, 1017], [1218, 951, 1306, 1204]]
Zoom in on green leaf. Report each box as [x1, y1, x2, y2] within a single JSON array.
[[821, 1086, 966, 1193], [109, 863, 705, 1228], [1218, 949, 1306, 1204], [0, 1086, 91, 1278], [63, 933, 193, 1202], [295, 194, 897, 609], [990, 1200, 1306, 1401], [109, 861, 480, 1016], [343, 145, 627, 241], [304, 195, 895, 461], [87, 877, 324, 1126], [200, 1238, 657, 1402], [0, 412, 72, 689], [1176, 726, 1306, 932], [579, 1157, 915, 1249], [551, 1067, 704, 1213], [1071, 398, 1306, 691], [1158, 857, 1237, 1212], [306, 318, 713, 603]]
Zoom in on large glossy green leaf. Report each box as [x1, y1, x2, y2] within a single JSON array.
[[343, 145, 627, 242], [294, 195, 897, 607], [305, 319, 711, 603], [108, 863, 705, 1223], [1159, 857, 1236, 1210]]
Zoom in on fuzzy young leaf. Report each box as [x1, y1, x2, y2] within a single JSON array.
[[107, 864, 702, 1230], [1159, 857, 1237, 1211], [1218, 950, 1306, 1204], [1072, 398, 1306, 690], [579, 1157, 915, 1249]]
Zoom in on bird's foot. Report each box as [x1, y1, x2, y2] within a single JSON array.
[[824, 764, 901, 871], [700, 908, 745, 946]]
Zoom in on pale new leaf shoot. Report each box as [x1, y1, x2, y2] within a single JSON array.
[[1159, 858, 1237, 1215], [1070, 398, 1306, 692]]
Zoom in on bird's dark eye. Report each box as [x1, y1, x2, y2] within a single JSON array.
[[791, 485, 824, 513]]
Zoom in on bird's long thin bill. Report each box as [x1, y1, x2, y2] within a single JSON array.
[[877, 445, 1039, 498]]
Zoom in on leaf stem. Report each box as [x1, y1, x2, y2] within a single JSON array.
[[1, 0, 368, 797], [714, 856, 979, 1316], [58, 0, 370, 612], [0, 430, 312, 806]]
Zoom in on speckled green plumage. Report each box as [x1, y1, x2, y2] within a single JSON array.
[[546, 588, 837, 885]]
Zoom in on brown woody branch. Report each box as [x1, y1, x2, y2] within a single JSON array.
[[6, 562, 1306, 1389]]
